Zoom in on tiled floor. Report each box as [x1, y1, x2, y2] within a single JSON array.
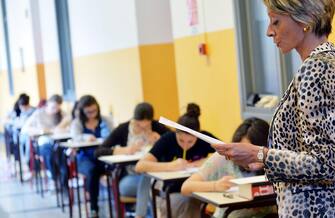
[[0, 138, 112, 218]]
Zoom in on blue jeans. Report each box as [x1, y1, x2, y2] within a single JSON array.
[[19, 133, 30, 165], [119, 174, 141, 197], [136, 175, 152, 217], [77, 157, 105, 211], [119, 174, 152, 217], [39, 143, 55, 180]]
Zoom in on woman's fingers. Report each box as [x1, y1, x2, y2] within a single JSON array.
[[248, 162, 264, 171]]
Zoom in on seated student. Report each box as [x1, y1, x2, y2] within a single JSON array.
[[4, 93, 34, 162], [4, 93, 27, 125], [181, 117, 277, 218], [13, 94, 35, 129], [135, 103, 216, 218], [70, 95, 113, 217], [54, 100, 80, 187], [21, 94, 67, 183], [94, 102, 169, 214], [14, 94, 35, 174]]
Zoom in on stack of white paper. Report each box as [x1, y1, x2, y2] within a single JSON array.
[[159, 117, 225, 145]]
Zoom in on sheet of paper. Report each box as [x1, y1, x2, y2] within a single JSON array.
[[230, 175, 267, 185], [185, 167, 199, 174], [159, 117, 225, 145]]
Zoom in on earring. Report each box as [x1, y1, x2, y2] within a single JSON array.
[[303, 26, 309, 32]]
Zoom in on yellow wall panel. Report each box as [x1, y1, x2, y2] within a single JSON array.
[[328, 19, 335, 43], [12, 66, 39, 104], [139, 43, 179, 121], [44, 61, 63, 97], [72, 47, 143, 123], [174, 29, 242, 141], [0, 66, 40, 128]]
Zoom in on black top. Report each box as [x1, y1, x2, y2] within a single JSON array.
[[94, 120, 170, 157], [150, 131, 216, 162]]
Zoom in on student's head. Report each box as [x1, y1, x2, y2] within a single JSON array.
[[37, 99, 47, 108], [18, 94, 30, 111], [45, 94, 63, 125], [232, 117, 269, 147], [176, 103, 201, 151], [232, 117, 269, 173], [264, 0, 335, 53], [133, 102, 154, 130], [71, 101, 80, 120], [78, 95, 101, 123], [46, 94, 63, 115]]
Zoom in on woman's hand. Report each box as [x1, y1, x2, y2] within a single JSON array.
[[126, 143, 143, 155], [248, 162, 265, 171], [168, 158, 188, 171], [214, 176, 235, 192], [212, 143, 260, 168], [148, 131, 160, 144], [186, 158, 206, 168], [87, 135, 97, 142]]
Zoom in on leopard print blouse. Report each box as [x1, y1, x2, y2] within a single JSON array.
[[265, 42, 335, 217]]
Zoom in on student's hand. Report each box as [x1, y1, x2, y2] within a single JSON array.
[[186, 158, 205, 168], [148, 132, 160, 144], [169, 158, 188, 171], [214, 176, 235, 192], [87, 135, 96, 142], [126, 143, 143, 155], [53, 127, 66, 134], [248, 162, 264, 171], [42, 128, 52, 134], [212, 143, 260, 168]]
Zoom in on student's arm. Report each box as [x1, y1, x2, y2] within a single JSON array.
[[70, 119, 84, 140], [113, 144, 142, 155], [135, 153, 188, 173], [54, 114, 71, 133], [181, 173, 233, 196], [21, 111, 41, 135], [181, 152, 234, 195], [188, 158, 208, 168], [95, 123, 127, 157], [100, 116, 114, 138]]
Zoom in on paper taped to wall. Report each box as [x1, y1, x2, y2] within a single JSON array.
[[159, 116, 225, 145]]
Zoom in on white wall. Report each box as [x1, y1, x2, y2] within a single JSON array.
[[38, 0, 60, 62], [68, 0, 139, 57], [7, 0, 36, 67], [169, 0, 235, 39], [135, 0, 174, 45]]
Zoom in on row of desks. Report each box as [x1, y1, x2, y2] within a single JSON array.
[[54, 135, 277, 218]]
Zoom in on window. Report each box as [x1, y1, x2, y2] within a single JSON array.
[[1, 0, 14, 95], [233, 0, 301, 121], [55, 0, 76, 100]]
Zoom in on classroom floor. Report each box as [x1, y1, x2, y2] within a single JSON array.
[[0, 136, 113, 218]]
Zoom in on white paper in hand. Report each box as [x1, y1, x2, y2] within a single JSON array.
[[159, 116, 225, 145]]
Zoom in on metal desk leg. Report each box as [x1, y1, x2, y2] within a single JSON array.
[[106, 172, 113, 218], [165, 186, 172, 218], [200, 203, 209, 218], [151, 180, 158, 218], [111, 165, 123, 218], [35, 144, 44, 198], [54, 144, 60, 207], [16, 133, 23, 183], [74, 156, 82, 218]]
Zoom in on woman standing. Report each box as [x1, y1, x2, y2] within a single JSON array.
[[214, 0, 335, 217]]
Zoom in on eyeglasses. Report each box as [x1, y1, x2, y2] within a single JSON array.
[[84, 109, 98, 115]]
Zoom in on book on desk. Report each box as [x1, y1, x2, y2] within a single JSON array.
[[230, 175, 275, 200]]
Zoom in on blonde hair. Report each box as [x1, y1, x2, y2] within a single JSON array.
[[263, 0, 335, 36]]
